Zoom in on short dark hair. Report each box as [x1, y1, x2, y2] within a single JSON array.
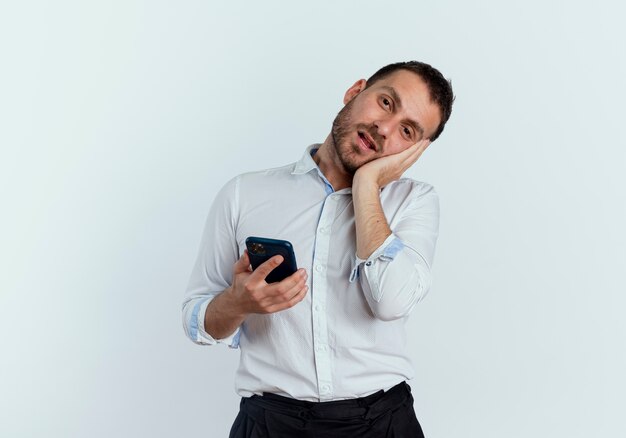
[[366, 61, 454, 141]]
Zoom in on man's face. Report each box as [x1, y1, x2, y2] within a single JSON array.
[[331, 69, 442, 174]]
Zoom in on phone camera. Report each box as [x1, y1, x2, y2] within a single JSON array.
[[250, 243, 265, 255]]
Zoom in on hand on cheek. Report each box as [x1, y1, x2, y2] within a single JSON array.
[[354, 139, 431, 189]]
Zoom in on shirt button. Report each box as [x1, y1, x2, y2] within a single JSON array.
[[319, 227, 327, 234], [315, 304, 323, 312], [321, 384, 331, 392], [315, 264, 324, 272]]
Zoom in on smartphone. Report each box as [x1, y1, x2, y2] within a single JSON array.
[[245, 236, 298, 283]]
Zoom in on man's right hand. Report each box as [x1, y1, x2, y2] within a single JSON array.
[[226, 250, 309, 316], [204, 251, 308, 340]]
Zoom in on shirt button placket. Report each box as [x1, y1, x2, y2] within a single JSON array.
[[311, 194, 336, 400]]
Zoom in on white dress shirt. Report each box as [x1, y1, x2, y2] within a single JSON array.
[[182, 145, 439, 402]]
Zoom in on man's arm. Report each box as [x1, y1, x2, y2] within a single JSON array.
[[351, 140, 437, 321], [204, 252, 308, 340], [182, 176, 241, 346], [352, 140, 430, 259], [182, 175, 309, 344]]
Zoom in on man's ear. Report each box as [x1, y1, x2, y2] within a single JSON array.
[[343, 79, 367, 104]]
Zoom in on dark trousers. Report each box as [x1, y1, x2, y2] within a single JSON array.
[[229, 382, 425, 438]]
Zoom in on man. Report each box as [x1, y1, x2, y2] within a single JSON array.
[[182, 61, 454, 437]]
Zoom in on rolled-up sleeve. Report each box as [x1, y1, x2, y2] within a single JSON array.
[[349, 183, 439, 321], [182, 176, 242, 348]]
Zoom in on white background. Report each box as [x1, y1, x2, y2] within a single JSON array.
[[1, 1, 625, 437]]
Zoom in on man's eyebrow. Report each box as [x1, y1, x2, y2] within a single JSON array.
[[379, 85, 425, 137]]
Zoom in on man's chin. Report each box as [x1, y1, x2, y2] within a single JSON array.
[[340, 155, 370, 176]]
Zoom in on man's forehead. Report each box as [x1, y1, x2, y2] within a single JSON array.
[[368, 69, 427, 96]]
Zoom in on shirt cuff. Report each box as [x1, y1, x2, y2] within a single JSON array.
[[349, 235, 405, 283], [193, 297, 241, 348]]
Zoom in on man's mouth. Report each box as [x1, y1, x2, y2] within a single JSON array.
[[357, 131, 377, 152]]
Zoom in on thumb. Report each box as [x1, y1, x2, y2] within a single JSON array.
[[233, 250, 251, 274]]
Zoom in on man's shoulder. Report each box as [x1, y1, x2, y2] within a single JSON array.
[[217, 161, 299, 197], [386, 177, 437, 197], [236, 162, 297, 181], [211, 161, 298, 208]]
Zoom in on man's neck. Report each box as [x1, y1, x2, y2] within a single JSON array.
[[313, 134, 354, 191]]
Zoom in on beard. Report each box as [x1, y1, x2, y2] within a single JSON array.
[[330, 99, 382, 175]]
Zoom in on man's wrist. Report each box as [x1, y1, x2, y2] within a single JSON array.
[[204, 287, 248, 340], [353, 174, 380, 197], [221, 286, 248, 320]]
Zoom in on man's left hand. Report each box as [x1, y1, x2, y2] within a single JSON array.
[[354, 139, 431, 189]]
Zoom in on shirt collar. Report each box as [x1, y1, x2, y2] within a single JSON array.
[[292, 144, 322, 175], [291, 144, 352, 195]]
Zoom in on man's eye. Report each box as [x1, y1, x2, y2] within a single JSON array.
[[403, 127, 413, 138], [382, 98, 391, 107]]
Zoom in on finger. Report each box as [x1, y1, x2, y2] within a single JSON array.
[[396, 141, 425, 168], [406, 139, 431, 163], [379, 143, 419, 171], [401, 142, 421, 157], [265, 285, 309, 313], [283, 268, 307, 287], [417, 139, 431, 153], [272, 268, 308, 295], [233, 250, 251, 274], [260, 269, 307, 299], [408, 139, 429, 155], [249, 254, 284, 282], [284, 279, 308, 302], [405, 142, 424, 161], [289, 284, 309, 304]]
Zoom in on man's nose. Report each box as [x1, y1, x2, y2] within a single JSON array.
[[372, 119, 393, 140], [374, 117, 397, 139]]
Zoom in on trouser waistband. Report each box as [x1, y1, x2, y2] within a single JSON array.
[[240, 381, 412, 422]]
